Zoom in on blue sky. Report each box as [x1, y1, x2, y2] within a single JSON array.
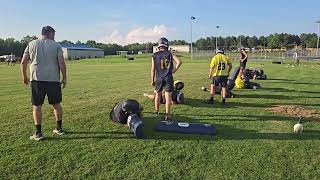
[[0, 0, 319, 44]]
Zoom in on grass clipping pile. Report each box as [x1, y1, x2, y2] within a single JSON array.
[[268, 105, 320, 121]]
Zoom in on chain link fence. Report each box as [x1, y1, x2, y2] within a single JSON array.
[[192, 49, 320, 62]]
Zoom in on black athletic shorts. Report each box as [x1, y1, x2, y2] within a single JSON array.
[[155, 76, 174, 93], [212, 76, 228, 88], [31, 81, 62, 106], [240, 60, 247, 69]]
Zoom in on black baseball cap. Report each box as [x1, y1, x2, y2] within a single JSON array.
[[41, 26, 55, 35]]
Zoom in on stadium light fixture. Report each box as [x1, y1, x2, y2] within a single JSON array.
[[216, 25, 220, 51], [190, 16, 196, 60], [316, 20, 320, 56]]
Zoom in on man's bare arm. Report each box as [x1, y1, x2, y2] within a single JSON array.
[[208, 67, 213, 79], [151, 58, 155, 86], [58, 55, 67, 88], [172, 54, 182, 73], [20, 54, 30, 85], [228, 63, 233, 74]]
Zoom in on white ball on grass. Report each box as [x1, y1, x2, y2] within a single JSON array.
[[293, 123, 303, 133]]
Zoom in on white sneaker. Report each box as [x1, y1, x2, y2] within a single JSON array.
[[53, 129, 65, 136], [30, 133, 44, 141]]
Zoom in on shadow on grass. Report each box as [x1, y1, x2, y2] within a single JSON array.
[[266, 81, 320, 86], [216, 124, 320, 140], [267, 78, 296, 82], [268, 78, 320, 85], [185, 98, 272, 108], [172, 113, 296, 122], [45, 115, 319, 141], [262, 87, 320, 94], [236, 94, 294, 99], [45, 130, 134, 141], [67, 131, 131, 135], [291, 82, 320, 85], [142, 115, 320, 141], [44, 124, 320, 141], [239, 93, 320, 99]]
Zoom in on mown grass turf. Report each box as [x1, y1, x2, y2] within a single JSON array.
[[0, 54, 319, 179]]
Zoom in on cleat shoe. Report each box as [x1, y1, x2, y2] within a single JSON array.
[[30, 133, 44, 141], [205, 98, 214, 104], [164, 114, 173, 122], [53, 128, 65, 136]]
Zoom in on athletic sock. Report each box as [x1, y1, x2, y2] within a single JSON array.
[[209, 97, 214, 101], [57, 120, 62, 130], [35, 125, 42, 134]]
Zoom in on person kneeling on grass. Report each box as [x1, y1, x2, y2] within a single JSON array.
[[110, 99, 144, 138], [143, 90, 184, 105], [151, 37, 182, 121], [206, 47, 232, 105], [144, 80, 185, 105]]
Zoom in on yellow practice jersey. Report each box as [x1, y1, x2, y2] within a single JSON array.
[[235, 76, 245, 89], [209, 53, 231, 76]]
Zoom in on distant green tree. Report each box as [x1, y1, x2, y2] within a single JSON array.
[[248, 36, 259, 48], [60, 40, 74, 45], [170, 40, 189, 45], [237, 35, 247, 47], [300, 33, 317, 48], [75, 40, 83, 45], [86, 40, 97, 47], [195, 38, 208, 50], [267, 34, 282, 49], [21, 35, 37, 45], [258, 36, 268, 47]]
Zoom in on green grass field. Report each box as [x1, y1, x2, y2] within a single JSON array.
[[1, 54, 320, 179]]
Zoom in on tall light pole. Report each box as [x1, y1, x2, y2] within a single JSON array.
[[190, 16, 196, 60], [316, 20, 320, 56], [216, 25, 220, 50]]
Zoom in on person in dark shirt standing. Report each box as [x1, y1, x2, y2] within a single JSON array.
[[151, 38, 182, 121], [239, 47, 248, 78]]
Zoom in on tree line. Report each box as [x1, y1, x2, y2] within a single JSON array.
[[0, 33, 318, 57], [195, 33, 318, 50]]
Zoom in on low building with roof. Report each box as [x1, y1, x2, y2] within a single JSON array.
[[153, 45, 190, 53], [62, 45, 104, 60]]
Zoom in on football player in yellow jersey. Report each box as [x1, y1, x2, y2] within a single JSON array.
[[206, 47, 232, 105]]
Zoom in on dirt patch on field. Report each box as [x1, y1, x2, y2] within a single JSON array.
[[268, 105, 320, 120]]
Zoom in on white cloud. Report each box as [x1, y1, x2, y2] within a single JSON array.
[[99, 25, 170, 45]]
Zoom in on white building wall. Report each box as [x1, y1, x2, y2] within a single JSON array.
[[62, 48, 104, 60], [153, 45, 190, 53]]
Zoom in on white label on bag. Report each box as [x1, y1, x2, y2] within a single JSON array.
[[178, 122, 190, 128], [127, 116, 132, 126]]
